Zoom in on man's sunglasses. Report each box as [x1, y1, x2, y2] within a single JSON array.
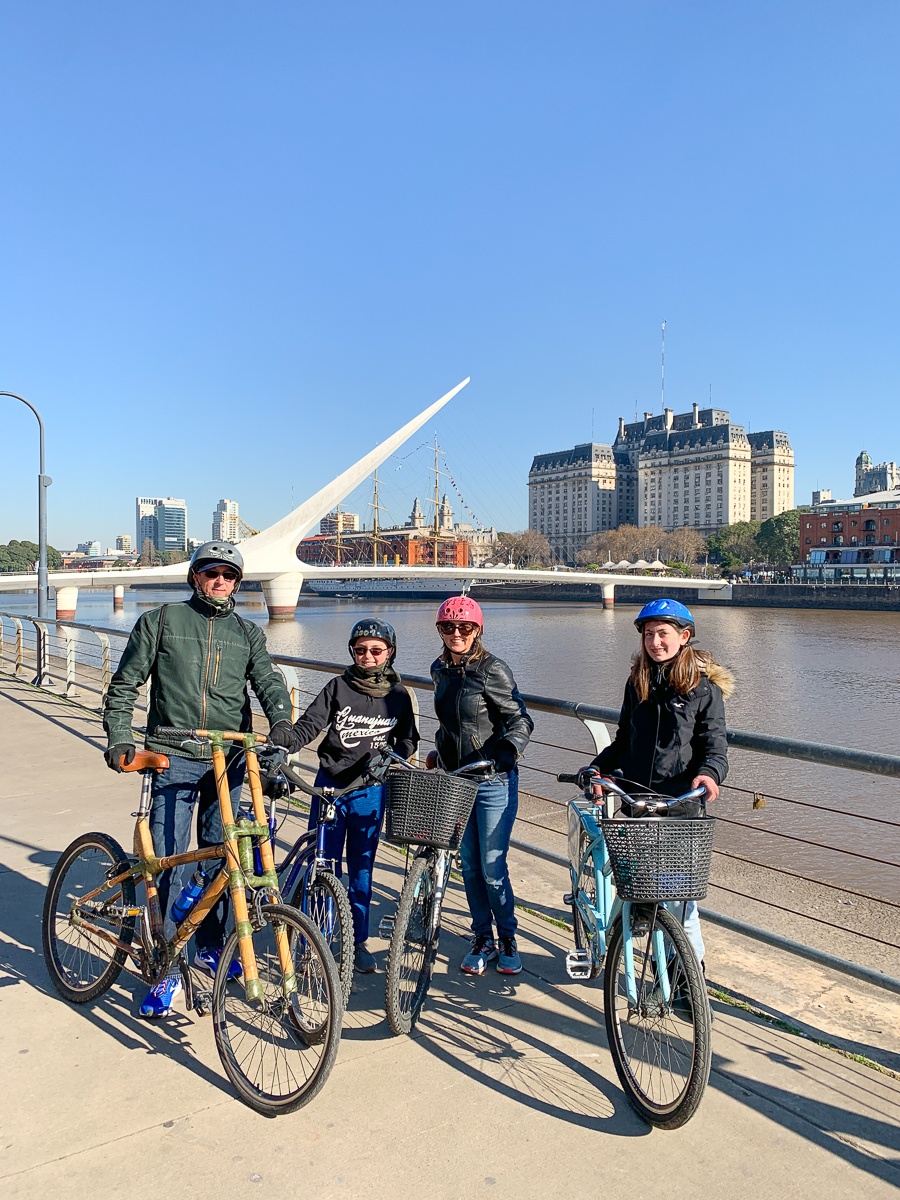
[[437, 621, 478, 636], [199, 567, 240, 581]]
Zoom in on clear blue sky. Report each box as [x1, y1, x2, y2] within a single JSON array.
[[2, 2, 898, 549]]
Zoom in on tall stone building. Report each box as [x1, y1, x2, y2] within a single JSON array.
[[213, 499, 241, 543], [528, 442, 617, 560], [530, 406, 794, 560], [855, 450, 900, 497]]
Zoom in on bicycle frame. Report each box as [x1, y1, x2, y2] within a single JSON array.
[[568, 796, 674, 1006], [71, 730, 294, 1004]]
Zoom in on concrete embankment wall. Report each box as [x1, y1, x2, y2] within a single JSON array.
[[470, 581, 900, 611]]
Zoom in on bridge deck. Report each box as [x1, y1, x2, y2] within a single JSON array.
[[1, 678, 899, 1199]]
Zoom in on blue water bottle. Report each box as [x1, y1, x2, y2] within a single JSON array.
[[171, 871, 207, 923]]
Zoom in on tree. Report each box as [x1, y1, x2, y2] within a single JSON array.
[[497, 530, 552, 568], [0, 539, 62, 573], [576, 524, 669, 567], [662, 526, 707, 568], [706, 521, 762, 571], [757, 509, 801, 567]]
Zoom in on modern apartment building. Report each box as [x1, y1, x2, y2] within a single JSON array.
[[530, 406, 794, 559], [115, 534, 132, 553], [319, 509, 360, 537], [135, 496, 188, 554], [213, 499, 241, 543], [528, 443, 618, 560]]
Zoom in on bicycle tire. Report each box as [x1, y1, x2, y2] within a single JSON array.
[[212, 902, 342, 1116], [41, 832, 136, 1003], [384, 854, 439, 1035], [292, 868, 354, 1007], [571, 831, 602, 979], [604, 905, 711, 1129]]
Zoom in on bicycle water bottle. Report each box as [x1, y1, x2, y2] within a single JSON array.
[[171, 871, 207, 923]]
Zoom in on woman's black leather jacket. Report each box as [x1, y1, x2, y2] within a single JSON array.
[[431, 651, 533, 774]]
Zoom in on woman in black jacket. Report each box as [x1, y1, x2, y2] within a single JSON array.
[[590, 598, 733, 965], [287, 619, 418, 973], [431, 596, 533, 977]]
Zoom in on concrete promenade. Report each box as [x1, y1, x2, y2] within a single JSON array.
[[1, 677, 899, 1199]]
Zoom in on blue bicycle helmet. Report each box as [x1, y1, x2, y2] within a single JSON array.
[[634, 598, 695, 636]]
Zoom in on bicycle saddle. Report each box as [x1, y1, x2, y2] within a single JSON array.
[[121, 751, 170, 773]]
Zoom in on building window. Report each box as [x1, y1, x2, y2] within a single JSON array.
[[864, 520, 876, 531], [832, 522, 843, 532]]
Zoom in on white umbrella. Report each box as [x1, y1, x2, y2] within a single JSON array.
[[631, 558, 650, 570], [614, 559, 631, 570], [649, 558, 668, 571]]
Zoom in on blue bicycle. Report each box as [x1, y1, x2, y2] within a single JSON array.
[[252, 755, 361, 1007], [559, 768, 715, 1129]]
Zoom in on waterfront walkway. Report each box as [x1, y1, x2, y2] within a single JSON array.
[[1, 677, 899, 1199]]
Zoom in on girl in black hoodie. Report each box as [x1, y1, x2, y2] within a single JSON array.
[[288, 619, 418, 972]]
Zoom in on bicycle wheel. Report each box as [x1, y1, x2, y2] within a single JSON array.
[[603, 905, 711, 1129], [292, 868, 354, 1007], [212, 902, 342, 1116], [571, 832, 602, 979], [384, 854, 439, 1035], [41, 832, 136, 1003]]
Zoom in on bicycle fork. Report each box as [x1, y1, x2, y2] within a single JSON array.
[[621, 901, 671, 1009]]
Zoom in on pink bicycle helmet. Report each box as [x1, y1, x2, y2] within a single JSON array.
[[436, 595, 484, 627]]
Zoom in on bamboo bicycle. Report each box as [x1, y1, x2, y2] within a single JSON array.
[[41, 726, 343, 1117]]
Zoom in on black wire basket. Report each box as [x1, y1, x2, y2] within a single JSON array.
[[600, 816, 716, 901], [384, 769, 479, 850]]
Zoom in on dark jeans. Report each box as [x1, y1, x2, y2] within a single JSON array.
[[309, 771, 385, 945], [149, 754, 245, 951], [458, 770, 519, 940]]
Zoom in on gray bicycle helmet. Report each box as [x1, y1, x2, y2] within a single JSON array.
[[348, 618, 396, 665], [188, 541, 245, 589]]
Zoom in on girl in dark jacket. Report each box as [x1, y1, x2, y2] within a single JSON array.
[[431, 596, 533, 976], [288, 619, 418, 973], [590, 598, 734, 964]]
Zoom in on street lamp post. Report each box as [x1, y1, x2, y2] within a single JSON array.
[[1, 391, 52, 618]]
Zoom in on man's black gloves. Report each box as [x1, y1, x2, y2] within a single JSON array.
[[268, 721, 299, 752], [105, 744, 136, 773]]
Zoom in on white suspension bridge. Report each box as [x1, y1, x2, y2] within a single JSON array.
[[0, 378, 730, 621]]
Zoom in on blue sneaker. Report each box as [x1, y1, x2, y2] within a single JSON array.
[[496, 937, 522, 975], [193, 947, 242, 979], [139, 971, 183, 1019], [460, 935, 498, 975]]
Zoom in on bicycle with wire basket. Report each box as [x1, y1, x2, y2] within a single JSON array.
[[40, 726, 343, 1117], [559, 767, 715, 1129], [378, 749, 492, 1035]]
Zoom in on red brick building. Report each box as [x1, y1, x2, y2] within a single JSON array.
[[298, 529, 469, 569], [797, 489, 900, 578]]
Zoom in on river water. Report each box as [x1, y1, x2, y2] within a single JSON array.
[[3, 588, 899, 900]]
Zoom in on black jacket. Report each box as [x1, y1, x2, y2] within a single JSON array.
[[591, 661, 732, 796], [431, 652, 533, 774], [291, 673, 419, 789]]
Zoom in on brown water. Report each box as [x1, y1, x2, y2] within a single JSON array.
[[4, 589, 900, 899]]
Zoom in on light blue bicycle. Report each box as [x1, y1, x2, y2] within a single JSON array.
[[559, 768, 715, 1129]]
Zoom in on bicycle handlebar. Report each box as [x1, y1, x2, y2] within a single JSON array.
[[154, 726, 268, 744], [557, 767, 707, 816]]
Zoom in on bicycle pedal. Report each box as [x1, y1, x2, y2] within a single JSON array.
[[194, 989, 213, 1017], [563, 892, 574, 906], [378, 915, 395, 939], [565, 949, 592, 980]]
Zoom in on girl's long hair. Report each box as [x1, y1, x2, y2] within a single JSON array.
[[631, 640, 714, 701]]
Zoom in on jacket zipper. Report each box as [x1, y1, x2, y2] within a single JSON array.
[[200, 621, 214, 729], [213, 647, 221, 687]]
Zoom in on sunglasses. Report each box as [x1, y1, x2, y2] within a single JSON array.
[[437, 622, 478, 636], [199, 568, 239, 581], [352, 645, 389, 658]]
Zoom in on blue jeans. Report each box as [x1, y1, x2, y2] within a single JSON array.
[[665, 900, 705, 965], [308, 772, 385, 945], [149, 754, 245, 951], [458, 771, 518, 940]]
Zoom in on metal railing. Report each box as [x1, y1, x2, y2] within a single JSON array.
[[2, 609, 899, 994]]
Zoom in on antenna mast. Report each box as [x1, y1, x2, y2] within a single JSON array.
[[335, 502, 342, 566], [661, 319, 666, 414]]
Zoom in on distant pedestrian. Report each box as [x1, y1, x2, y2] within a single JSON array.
[[283, 619, 418, 973], [584, 598, 733, 968], [430, 597, 533, 976]]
